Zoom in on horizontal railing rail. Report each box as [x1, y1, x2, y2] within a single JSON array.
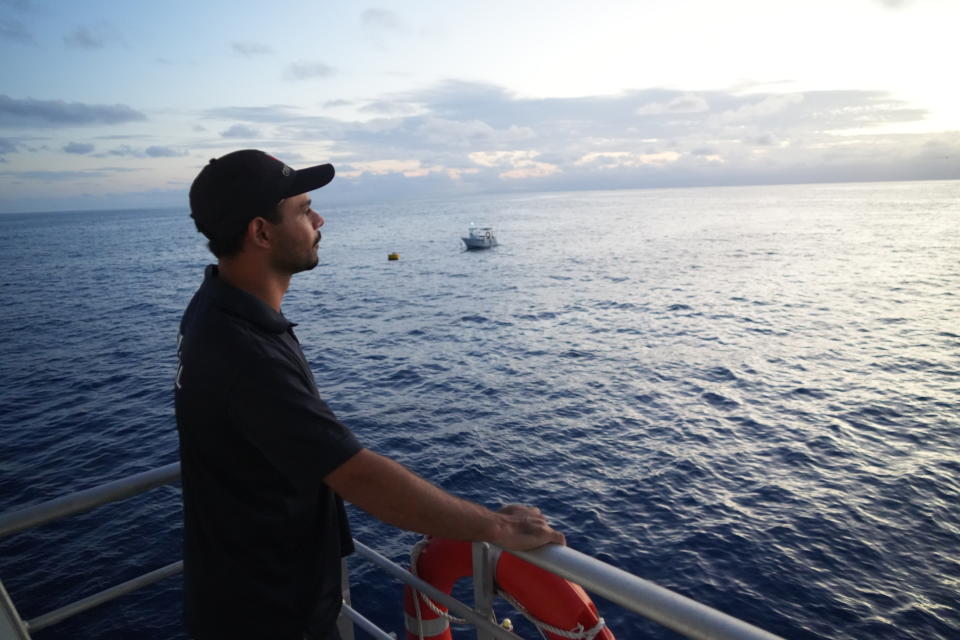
[[0, 463, 784, 640], [340, 603, 396, 640], [0, 463, 181, 539], [511, 545, 783, 640], [26, 561, 184, 633]]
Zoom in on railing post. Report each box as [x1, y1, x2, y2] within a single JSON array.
[[0, 578, 32, 640], [338, 557, 356, 640], [472, 542, 496, 640]]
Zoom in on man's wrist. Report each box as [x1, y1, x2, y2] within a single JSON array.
[[486, 511, 510, 546]]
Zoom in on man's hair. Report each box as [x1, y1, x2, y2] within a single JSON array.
[[205, 202, 282, 258]]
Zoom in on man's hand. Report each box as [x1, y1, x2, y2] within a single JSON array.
[[492, 504, 566, 551]]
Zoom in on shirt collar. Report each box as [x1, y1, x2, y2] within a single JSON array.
[[202, 264, 293, 334]]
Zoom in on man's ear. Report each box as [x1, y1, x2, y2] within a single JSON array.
[[247, 217, 272, 249]]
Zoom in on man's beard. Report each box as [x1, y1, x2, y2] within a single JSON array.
[[271, 233, 320, 274]]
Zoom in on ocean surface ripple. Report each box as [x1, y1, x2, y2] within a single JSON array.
[[1, 181, 958, 639]]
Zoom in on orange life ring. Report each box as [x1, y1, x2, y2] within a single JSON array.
[[403, 537, 614, 640]]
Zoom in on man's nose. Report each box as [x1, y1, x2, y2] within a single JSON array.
[[312, 211, 324, 228]]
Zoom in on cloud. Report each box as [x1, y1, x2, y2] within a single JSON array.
[[290, 80, 952, 197], [636, 93, 710, 115], [361, 8, 402, 29], [92, 134, 142, 140], [90, 145, 183, 158], [63, 141, 94, 154], [202, 106, 346, 141], [99, 145, 139, 157], [145, 145, 186, 157], [876, 0, 910, 7], [206, 105, 302, 123], [0, 138, 20, 154], [221, 124, 260, 138], [718, 93, 805, 123], [63, 23, 123, 50], [0, 95, 146, 128], [575, 150, 682, 168], [416, 117, 533, 148], [0, 0, 34, 10], [467, 150, 560, 179], [285, 61, 334, 80], [0, 167, 135, 181], [747, 134, 779, 147], [324, 99, 353, 108], [404, 81, 516, 120], [0, 17, 33, 44], [342, 158, 423, 176], [338, 158, 477, 181], [359, 100, 419, 116], [10, 78, 949, 209], [407, 83, 926, 143], [64, 26, 102, 49], [231, 41, 273, 56]]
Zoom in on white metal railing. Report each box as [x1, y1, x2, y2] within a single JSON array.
[[0, 464, 784, 639], [0, 463, 181, 538], [0, 464, 183, 639]]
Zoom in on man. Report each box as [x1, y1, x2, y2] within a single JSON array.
[[176, 150, 564, 640]]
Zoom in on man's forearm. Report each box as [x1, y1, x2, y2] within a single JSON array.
[[324, 448, 564, 550], [326, 449, 500, 538]]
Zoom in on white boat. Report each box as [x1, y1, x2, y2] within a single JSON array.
[[462, 225, 498, 249]]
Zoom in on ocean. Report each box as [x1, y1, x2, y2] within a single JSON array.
[[0, 180, 957, 639]]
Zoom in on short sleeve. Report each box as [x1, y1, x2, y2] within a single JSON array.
[[227, 354, 362, 490]]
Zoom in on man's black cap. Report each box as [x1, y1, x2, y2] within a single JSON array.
[[189, 149, 335, 240]]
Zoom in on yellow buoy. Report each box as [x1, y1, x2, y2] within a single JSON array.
[[387, 252, 400, 261]]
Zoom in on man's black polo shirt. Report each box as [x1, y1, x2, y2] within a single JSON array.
[[175, 265, 362, 640]]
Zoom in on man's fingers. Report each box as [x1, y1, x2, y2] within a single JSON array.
[[498, 504, 542, 517], [494, 503, 565, 550], [520, 514, 549, 530]]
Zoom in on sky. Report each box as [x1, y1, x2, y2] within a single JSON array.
[[0, 0, 958, 213]]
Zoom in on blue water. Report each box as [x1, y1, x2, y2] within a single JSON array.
[[1, 181, 958, 639]]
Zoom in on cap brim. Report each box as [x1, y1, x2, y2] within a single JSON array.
[[284, 163, 335, 197]]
